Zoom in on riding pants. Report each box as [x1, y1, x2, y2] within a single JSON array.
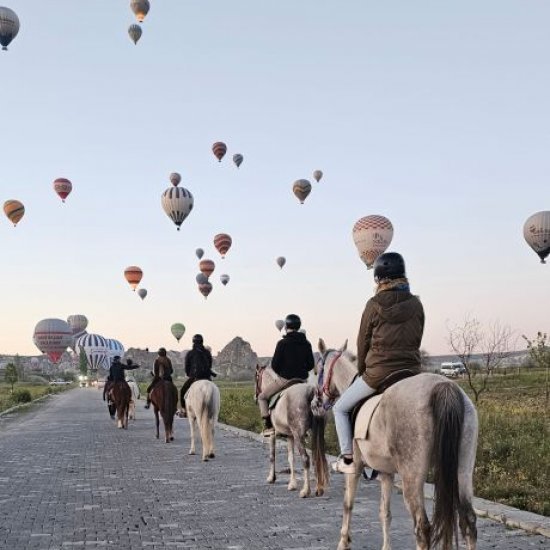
[[333, 376, 376, 456], [180, 377, 196, 409], [257, 376, 291, 418]]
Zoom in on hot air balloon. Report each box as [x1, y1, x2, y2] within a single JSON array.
[[75, 333, 109, 371], [352, 215, 394, 269], [523, 211, 550, 264], [161, 185, 194, 230], [104, 338, 125, 369], [212, 142, 227, 162], [137, 288, 147, 300], [198, 282, 213, 299], [233, 154, 243, 168], [3, 200, 24, 226], [276, 256, 286, 269], [0, 7, 19, 51], [124, 266, 143, 290], [196, 273, 209, 285], [128, 23, 142, 44], [67, 314, 88, 349], [214, 233, 232, 258], [313, 170, 323, 183], [220, 274, 230, 286], [53, 178, 72, 203], [292, 179, 312, 204], [169, 172, 181, 186], [195, 248, 204, 260], [171, 323, 185, 342], [30, 357, 40, 371], [33, 319, 73, 364], [130, 0, 150, 22], [275, 319, 284, 332], [199, 259, 215, 278]]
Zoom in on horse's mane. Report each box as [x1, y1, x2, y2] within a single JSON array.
[[341, 350, 357, 366]]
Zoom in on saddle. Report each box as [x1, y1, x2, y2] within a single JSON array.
[[351, 369, 417, 439], [268, 379, 306, 411]]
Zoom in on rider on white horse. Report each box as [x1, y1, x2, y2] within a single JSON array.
[[257, 314, 315, 436], [332, 252, 425, 473]]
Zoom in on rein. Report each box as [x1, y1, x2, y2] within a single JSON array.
[[254, 367, 266, 402], [317, 350, 342, 408]]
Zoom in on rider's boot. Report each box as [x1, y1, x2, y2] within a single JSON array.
[[261, 415, 275, 437]]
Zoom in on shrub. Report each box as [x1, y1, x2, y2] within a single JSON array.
[[12, 389, 32, 403]]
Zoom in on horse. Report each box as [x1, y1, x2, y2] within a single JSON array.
[[254, 364, 329, 498], [317, 339, 478, 550], [150, 379, 178, 443], [185, 379, 220, 461], [126, 377, 140, 421], [110, 380, 131, 429]]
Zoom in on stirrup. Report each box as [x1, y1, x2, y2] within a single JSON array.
[[262, 427, 275, 437]]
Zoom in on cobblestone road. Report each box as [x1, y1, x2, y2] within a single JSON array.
[[0, 389, 547, 549]]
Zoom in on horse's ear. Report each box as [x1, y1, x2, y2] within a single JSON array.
[[256, 364, 261, 371], [318, 338, 326, 354], [339, 339, 348, 353]]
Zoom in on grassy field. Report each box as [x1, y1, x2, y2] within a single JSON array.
[[0, 382, 74, 413], [215, 371, 549, 516]]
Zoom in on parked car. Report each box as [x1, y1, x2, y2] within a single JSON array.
[[49, 379, 71, 386], [439, 362, 466, 378]]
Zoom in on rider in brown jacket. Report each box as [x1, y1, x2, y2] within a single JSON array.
[[144, 348, 173, 409], [332, 252, 424, 473]]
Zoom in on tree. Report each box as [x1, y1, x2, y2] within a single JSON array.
[[420, 349, 431, 371], [14, 353, 24, 382], [4, 363, 18, 393], [448, 316, 515, 403], [522, 332, 550, 404], [79, 348, 88, 376]]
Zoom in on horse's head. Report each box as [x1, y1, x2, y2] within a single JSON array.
[[316, 338, 355, 408], [254, 363, 267, 403]]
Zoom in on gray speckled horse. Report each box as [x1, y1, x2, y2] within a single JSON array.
[[255, 364, 329, 498], [318, 339, 478, 550]]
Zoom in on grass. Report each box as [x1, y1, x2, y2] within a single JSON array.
[[215, 370, 549, 516], [0, 382, 74, 414]]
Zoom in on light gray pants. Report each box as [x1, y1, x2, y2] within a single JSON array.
[[258, 376, 290, 418], [333, 376, 376, 456]]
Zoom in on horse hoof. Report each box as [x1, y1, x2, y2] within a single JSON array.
[[155, 435, 159, 439], [267, 477, 276, 484], [170, 437, 174, 441], [202, 457, 209, 462], [287, 484, 297, 491], [189, 450, 195, 455], [299, 490, 311, 498], [208, 453, 215, 459], [315, 489, 324, 497]]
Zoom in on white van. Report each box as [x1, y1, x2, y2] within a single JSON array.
[[439, 362, 465, 378]]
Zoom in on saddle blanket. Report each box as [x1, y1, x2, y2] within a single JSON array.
[[354, 394, 382, 440]]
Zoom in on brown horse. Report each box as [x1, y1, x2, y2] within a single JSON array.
[[110, 380, 131, 429], [150, 380, 178, 443]]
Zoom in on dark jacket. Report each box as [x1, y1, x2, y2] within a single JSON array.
[[357, 289, 424, 390], [153, 356, 173, 381], [185, 345, 214, 380], [109, 359, 139, 383], [271, 331, 314, 380]]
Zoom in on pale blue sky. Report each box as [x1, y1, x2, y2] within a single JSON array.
[[1, 1, 548, 358]]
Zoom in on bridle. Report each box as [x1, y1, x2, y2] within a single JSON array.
[[316, 349, 343, 408]]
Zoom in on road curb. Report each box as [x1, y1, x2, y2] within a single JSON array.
[[0, 393, 53, 417], [217, 422, 550, 538]]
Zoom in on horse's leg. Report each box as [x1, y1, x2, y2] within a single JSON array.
[[379, 473, 394, 550], [286, 436, 297, 491], [154, 407, 159, 439], [266, 433, 276, 484], [401, 474, 430, 550], [458, 411, 478, 550], [337, 471, 361, 550], [458, 492, 477, 550], [188, 413, 196, 455], [295, 436, 311, 498]]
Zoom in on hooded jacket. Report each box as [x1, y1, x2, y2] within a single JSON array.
[[271, 330, 314, 380], [185, 344, 214, 380], [357, 289, 424, 390]]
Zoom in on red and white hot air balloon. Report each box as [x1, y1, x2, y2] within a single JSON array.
[[214, 233, 232, 258], [352, 215, 394, 269], [198, 282, 213, 299], [199, 259, 215, 278], [212, 142, 227, 162], [124, 266, 143, 290], [33, 319, 73, 364], [53, 178, 72, 203]]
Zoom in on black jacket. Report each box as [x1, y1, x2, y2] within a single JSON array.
[[271, 331, 314, 380], [185, 345, 215, 380], [109, 359, 139, 382]]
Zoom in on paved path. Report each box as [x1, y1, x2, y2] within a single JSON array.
[[0, 389, 547, 549]]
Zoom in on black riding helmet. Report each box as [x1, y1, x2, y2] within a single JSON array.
[[285, 314, 301, 331], [373, 252, 406, 282], [192, 334, 204, 345]]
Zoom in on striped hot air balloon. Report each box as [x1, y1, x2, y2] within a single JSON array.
[[130, 0, 150, 23], [75, 333, 108, 371], [161, 186, 194, 230], [214, 233, 232, 258], [292, 179, 312, 204], [198, 282, 213, 299], [124, 266, 143, 290], [212, 142, 227, 162], [199, 259, 215, 278], [0, 7, 20, 51], [352, 215, 394, 269], [53, 178, 72, 202], [3, 200, 24, 226], [33, 319, 73, 364], [104, 338, 125, 369], [128, 23, 142, 45], [233, 154, 243, 168], [220, 274, 230, 286]]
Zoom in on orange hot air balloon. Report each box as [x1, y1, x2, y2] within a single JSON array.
[[212, 142, 227, 162], [53, 178, 72, 203], [124, 266, 143, 291], [198, 282, 213, 299], [214, 233, 232, 258], [3, 200, 24, 226], [199, 259, 215, 278]]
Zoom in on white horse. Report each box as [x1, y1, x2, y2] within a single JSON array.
[[126, 378, 140, 421], [185, 380, 220, 461], [318, 339, 478, 550]]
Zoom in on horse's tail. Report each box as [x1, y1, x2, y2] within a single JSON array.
[[430, 381, 465, 549], [163, 381, 176, 430], [310, 389, 329, 495], [199, 383, 219, 453]]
